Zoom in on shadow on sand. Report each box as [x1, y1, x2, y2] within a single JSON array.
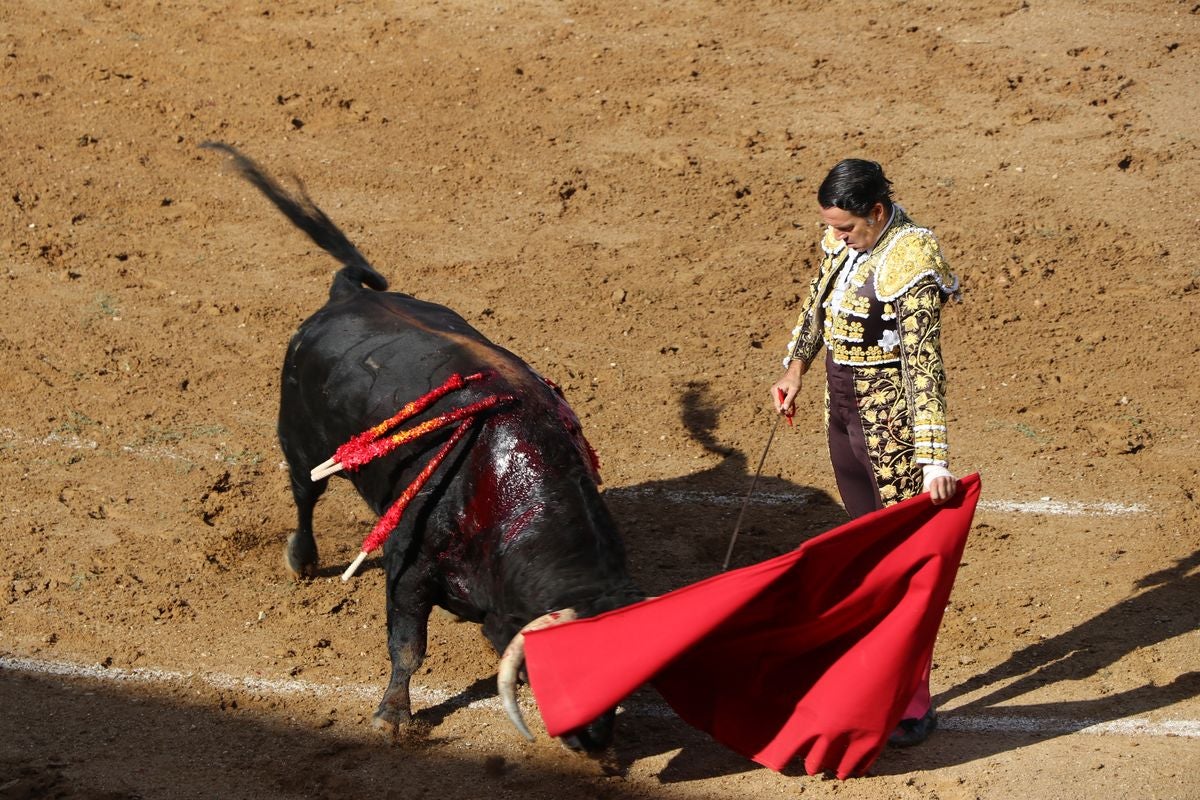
[[605, 381, 844, 593], [582, 381, 843, 781], [280, 382, 1198, 783], [873, 547, 1200, 773], [590, 383, 1199, 779]]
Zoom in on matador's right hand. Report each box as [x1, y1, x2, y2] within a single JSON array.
[[771, 361, 805, 417]]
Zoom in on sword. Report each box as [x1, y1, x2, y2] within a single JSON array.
[[722, 389, 792, 571]]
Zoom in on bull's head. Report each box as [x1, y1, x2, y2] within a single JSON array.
[[496, 609, 618, 752]]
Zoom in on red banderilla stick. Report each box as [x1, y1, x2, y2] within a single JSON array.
[[339, 392, 517, 581], [337, 395, 511, 472], [341, 418, 472, 581], [310, 371, 488, 481]]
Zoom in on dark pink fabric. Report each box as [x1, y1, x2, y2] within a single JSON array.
[[524, 473, 980, 779]]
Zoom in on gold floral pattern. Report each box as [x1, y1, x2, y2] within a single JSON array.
[[875, 229, 957, 301], [789, 208, 957, 505], [896, 278, 950, 467]]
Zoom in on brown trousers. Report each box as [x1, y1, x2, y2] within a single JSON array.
[[824, 352, 883, 518]]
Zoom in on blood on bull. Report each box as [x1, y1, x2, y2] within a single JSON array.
[[204, 143, 642, 751]]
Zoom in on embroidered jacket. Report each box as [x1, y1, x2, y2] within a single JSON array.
[[783, 208, 959, 468]]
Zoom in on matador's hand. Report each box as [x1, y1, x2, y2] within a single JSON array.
[[772, 361, 805, 417], [927, 475, 959, 505]]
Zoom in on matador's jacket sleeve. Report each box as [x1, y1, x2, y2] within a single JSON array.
[[895, 277, 950, 466], [876, 229, 958, 467], [783, 228, 846, 369]]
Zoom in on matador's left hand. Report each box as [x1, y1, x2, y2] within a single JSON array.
[[926, 475, 959, 505]]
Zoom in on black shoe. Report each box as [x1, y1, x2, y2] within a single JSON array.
[[888, 709, 938, 747]]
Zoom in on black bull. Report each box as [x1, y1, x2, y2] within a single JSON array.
[[206, 144, 642, 750]]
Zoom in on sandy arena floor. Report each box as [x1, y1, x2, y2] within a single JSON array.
[[1, 1, 1197, 798]]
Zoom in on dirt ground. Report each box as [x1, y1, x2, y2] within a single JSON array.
[[1, 0, 1197, 798]]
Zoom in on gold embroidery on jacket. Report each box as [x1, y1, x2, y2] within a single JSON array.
[[827, 316, 865, 342], [837, 293, 872, 317], [896, 277, 949, 467], [847, 365, 923, 505], [785, 211, 956, 496], [874, 228, 958, 301], [833, 342, 897, 365]]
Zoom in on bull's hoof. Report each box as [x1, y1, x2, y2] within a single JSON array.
[[370, 713, 399, 737], [284, 532, 318, 578], [371, 704, 411, 737], [560, 714, 615, 753]]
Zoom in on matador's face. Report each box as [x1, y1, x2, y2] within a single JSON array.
[[820, 203, 886, 252]]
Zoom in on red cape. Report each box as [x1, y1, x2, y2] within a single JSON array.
[[524, 473, 980, 779]]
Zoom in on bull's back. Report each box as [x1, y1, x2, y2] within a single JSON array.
[[279, 289, 542, 477]]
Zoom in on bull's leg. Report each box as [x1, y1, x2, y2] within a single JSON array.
[[373, 566, 432, 733], [285, 470, 326, 578]]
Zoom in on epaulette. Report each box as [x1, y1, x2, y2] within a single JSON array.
[[874, 227, 959, 301], [820, 226, 845, 256]]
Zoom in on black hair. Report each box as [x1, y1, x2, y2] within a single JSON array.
[[817, 159, 894, 217]]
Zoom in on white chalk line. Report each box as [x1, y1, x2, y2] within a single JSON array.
[[0, 427, 99, 452], [1, 426, 1147, 516], [940, 714, 1200, 738], [607, 487, 1147, 517], [0, 652, 488, 710], [2, 654, 1195, 740]]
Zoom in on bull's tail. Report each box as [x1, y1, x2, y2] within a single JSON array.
[[202, 142, 388, 298]]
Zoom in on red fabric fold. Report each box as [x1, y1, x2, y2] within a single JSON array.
[[524, 473, 980, 779]]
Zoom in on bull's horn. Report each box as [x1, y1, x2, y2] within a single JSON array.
[[497, 608, 578, 741]]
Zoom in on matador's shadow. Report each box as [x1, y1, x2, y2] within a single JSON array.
[[603, 380, 845, 594]]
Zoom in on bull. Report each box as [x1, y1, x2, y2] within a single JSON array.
[[205, 143, 642, 750]]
